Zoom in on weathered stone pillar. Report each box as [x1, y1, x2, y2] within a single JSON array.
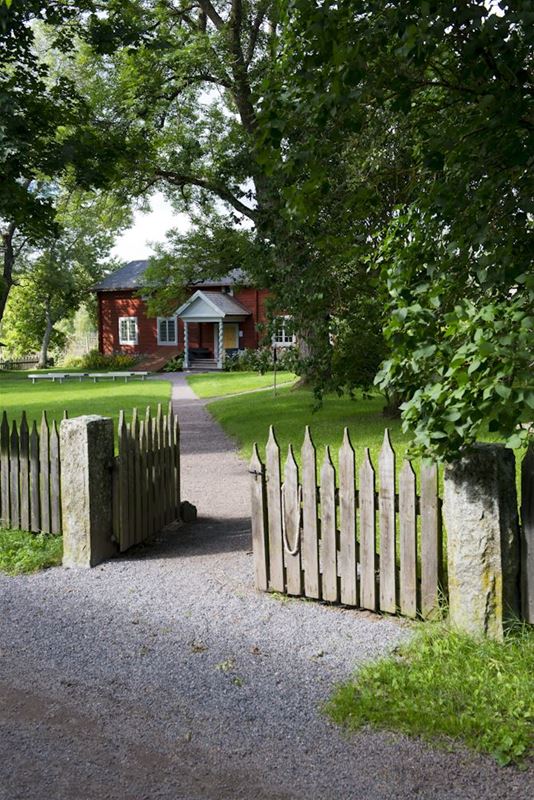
[[60, 415, 117, 568], [444, 443, 520, 639]]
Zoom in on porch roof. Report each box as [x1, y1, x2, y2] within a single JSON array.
[[176, 290, 251, 323]]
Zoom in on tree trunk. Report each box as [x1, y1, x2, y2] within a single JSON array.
[[38, 301, 54, 369], [0, 224, 16, 325]]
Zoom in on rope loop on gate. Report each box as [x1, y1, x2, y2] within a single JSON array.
[[281, 483, 303, 556]]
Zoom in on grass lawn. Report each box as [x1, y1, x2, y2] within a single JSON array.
[[326, 623, 534, 766], [0, 370, 171, 428], [0, 528, 62, 575], [208, 384, 413, 477], [187, 370, 297, 399]]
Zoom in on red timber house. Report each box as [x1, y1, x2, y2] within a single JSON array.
[[94, 260, 291, 370]]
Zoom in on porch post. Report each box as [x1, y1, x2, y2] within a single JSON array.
[[218, 319, 224, 369], [183, 321, 189, 369]]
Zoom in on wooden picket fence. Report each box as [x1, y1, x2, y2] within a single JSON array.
[[0, 411, 62, 534], [0, 405, 181, 554], [112, 403, 181, 552], [250, 426, 443, 619]]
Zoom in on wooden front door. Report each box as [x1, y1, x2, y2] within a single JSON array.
[[223, 323, 239, 349]]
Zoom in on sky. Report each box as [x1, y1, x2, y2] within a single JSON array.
[[111, 192, 190, 262]]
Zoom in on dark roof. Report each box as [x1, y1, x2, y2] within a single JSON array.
[[93, 260, 249, 292], [198, 291, 251, 316]]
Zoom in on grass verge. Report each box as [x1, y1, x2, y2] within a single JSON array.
[[326, 623, 534, 766], [0, 370, 171, 428], [187, 370, 297, 398], [0, 528, 63, 575]]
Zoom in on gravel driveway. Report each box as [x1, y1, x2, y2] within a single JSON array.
[[1, 373, 532, 799]]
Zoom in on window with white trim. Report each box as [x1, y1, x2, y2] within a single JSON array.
[[157, 316, 178, 345], [118, 317, 138, 345], [272, 316, 295, 347]]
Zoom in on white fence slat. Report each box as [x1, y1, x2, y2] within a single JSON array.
[[266, 426, 285, 591], [283, 445, 301, 596], [399, 460, 417, 618], [250, 444, 269, 591], [49, 421, 61, 535], [9, 421, 20, 529], [29, 421, 40, 532], [421, 462, 441, 618], [301, 427, 320, 598], [320, 446, 338, 602], [379, 429, 396, 613], [19, 413, 30, 531], [39, 413, 51, 534], [359, 448, 376, 610], [339, 428, 357, 606], [0, 412, 10, 527]]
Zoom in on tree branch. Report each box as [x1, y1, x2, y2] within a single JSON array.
[[246, 0, 270, 66], [154, 168, 257, 221], [197, 0, 225, 30]]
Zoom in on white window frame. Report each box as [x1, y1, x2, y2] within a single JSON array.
[[272, 316, 296, 348], [157, 316, 178, 346], [118, 316, 138, 345]]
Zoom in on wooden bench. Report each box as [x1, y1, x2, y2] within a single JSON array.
[[28, 371, 150, 384]]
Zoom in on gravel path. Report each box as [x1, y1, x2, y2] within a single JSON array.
[[1, 372, 532, 799]]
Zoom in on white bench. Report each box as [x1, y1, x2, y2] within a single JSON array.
[[28, 371, 150, 384], [88, 372, 149, 382]]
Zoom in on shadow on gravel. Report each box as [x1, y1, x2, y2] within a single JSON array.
[[117, 518, 252, 563]]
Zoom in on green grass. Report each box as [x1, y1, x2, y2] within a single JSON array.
[[187, 370, 297, 399], [208, 384, 411, 475], [326, 623, 534, 766], [0, 528, 63, 575], [0, 370, 171, 428]]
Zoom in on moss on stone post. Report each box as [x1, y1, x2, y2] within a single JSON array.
[[444, 444, 520, 639]]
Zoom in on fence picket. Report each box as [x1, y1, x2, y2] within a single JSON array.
[[250, 444, 268, 591], [39, 413, 51, 534], [359, 448, 376, 610], [19, 413, 30, 531], [9, 421, 20, 529], [266, 426, 285, 591], [301, 427, 320, 598], [50, 421, 61, 535], [29, 421, 40, 532], [156, 404, 164, 532], [1, 411, 10, 527], [145, 406, 154, 537], [421, 462, 441, 618], [139, 420, 148, 537], [320, 446, 338, 602], [521, 445, 534, 624], [379, 429, 396, 613], [283, 445, 301, 596], [399, 460, 417, 618], [132, 410, 142, 544], [118, 411, 129, 551], [339, 429, 357, 606], [174, 416, 181, 518]]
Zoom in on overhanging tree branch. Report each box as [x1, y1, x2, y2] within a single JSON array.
[[154, 168, 258, 221]]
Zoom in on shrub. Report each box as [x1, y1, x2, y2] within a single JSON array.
[[162, 354, 184, 372], [224, 347, 299, 374], [64, 350, 139, 370]]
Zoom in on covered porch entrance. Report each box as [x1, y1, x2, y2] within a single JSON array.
[[176, 290, 251, 370]]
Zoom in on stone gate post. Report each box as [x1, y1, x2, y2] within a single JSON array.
[[60, 415, 117, 568], [443, 443, 520, 639]]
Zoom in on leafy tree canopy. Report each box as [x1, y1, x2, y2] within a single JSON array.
[[263, 0, 534, 457]]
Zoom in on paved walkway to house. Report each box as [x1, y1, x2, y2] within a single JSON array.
[[0, 372, 532, 799]]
